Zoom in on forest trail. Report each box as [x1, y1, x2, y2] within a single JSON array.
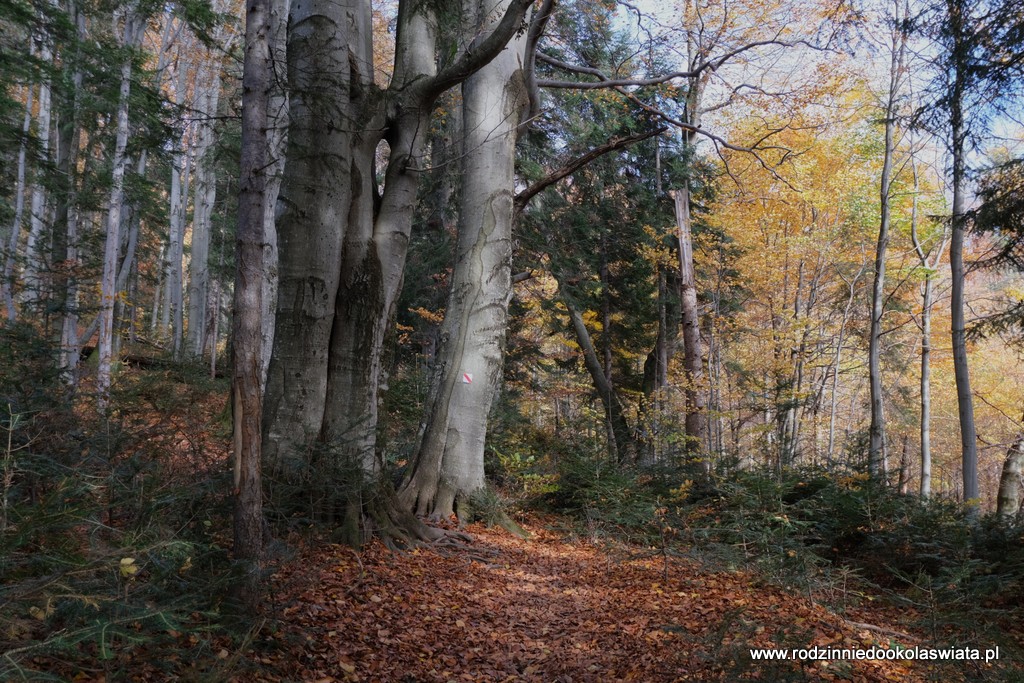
[[251, 520, 933, 682]]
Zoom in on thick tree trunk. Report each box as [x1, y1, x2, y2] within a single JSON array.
[[260, 0, 289, 389], [262, 0, 531, 541], [399, 2, 527, 519], [262, 0, 357, 475]]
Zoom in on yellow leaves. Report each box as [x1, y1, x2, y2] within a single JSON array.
[[119, 557, 139, 578], [409, 306, 444, 325]]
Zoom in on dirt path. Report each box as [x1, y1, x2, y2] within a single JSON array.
[[251, 521, 943, 682]]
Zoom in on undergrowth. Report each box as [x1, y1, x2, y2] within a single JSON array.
[[0, 324, 253, 680]]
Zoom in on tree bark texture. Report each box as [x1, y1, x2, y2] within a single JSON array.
[[399, 0, 528, 519], [262, 0, 533, 533], [3, 86, 33, 322], [187, 59, 224, 357], [868, 6, 905, 479], [233, 0, 271, 577], [672, 187, 708, 458], [98, 10, 143, 410], [996, 434, 1024, 519], [947, 0, 978, 504], [260, 0, 290, 389]]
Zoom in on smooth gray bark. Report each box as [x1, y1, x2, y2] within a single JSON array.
[[23, 25, 54, 310], [3, 86, 33, 321], [187, 58, 224, 358], [98, 9, 143, 409], [399, 0, 528, 519], [262, 0, 532, 540], [260, 0, 290, 389], [997, 434, 1024, 519], [910, 158, 946, 498], [947, 0, 978, 504]]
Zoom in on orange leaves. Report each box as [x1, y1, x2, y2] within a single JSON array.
[[252, 521, 932, 682]]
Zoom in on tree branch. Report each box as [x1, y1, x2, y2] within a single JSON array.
[[420, 0, 534, 103], [514, 126, 667, 214], [522, 0, 556, 133]]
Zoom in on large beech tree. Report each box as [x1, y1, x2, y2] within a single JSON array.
[[261, 0, 532, 539], [397, 0, 535, 520]]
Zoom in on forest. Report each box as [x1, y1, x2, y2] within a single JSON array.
[[1, 0, 1024, 680]]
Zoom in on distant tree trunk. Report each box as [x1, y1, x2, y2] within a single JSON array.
[[564, 300, 637, 464], [3, 86, 33, 321], [98, 8, 142, 410], [55, 6, 85, 378], [897, 435, 911, 494], [996, 433, 1024, 519], [23, 27, 54, 310], [910, 156, 945, 498], [187, 63, 222, 357], [947, 0, 978, 504], [233, 0, 270, 585], [151, 243, 165, 335], [161, 70, 191, 357], [828, 265, 864, 463], [672, 187, 708, 460], [398, 7, 527, 519]]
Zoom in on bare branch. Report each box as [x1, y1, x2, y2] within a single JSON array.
[[522, 0, 556, 132], [514, 126, 667, 214]]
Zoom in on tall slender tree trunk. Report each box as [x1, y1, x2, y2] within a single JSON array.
[[187, 62, 223, 357], [55, 4, 85, 378], [564, 300, 637, 464], [672, 187, 708, 459], [233, 0, 270, 588], [3, 86, 33, 321], [23, 28, 54, 310], [947, 0, 978, 504], [910, 157, 945, 498], [868, 0, 907, 480], [98, 9, 142, 410], [828, 265, 864, 463]]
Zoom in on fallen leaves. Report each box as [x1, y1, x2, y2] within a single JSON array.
[[244, 520, 955, 682]]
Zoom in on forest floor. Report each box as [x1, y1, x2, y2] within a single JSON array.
[[236, 519, 987, 683]]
